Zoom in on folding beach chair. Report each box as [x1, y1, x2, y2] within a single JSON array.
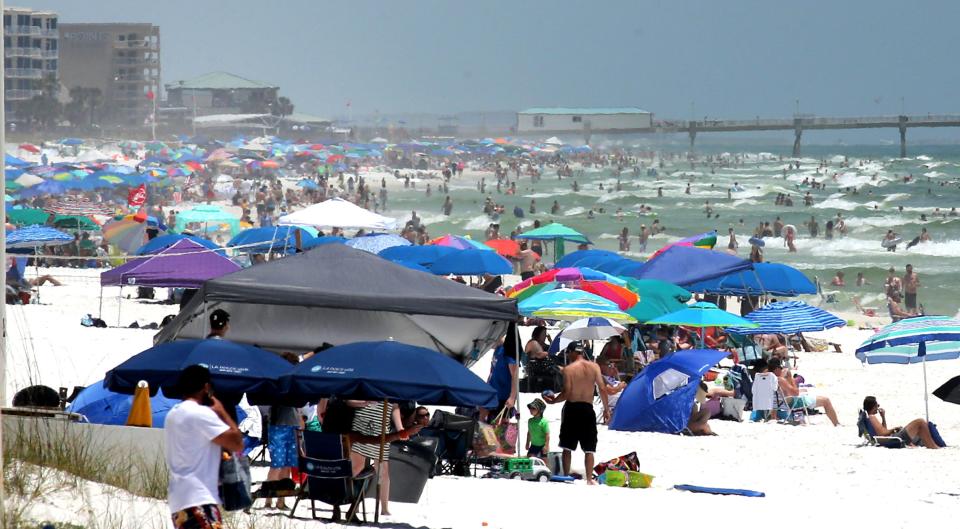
[[856, 409, 904, 448], [288, 430, 374, 523], [776, 388, 809, 425]]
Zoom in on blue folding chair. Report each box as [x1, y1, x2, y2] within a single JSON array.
[[857, 409, 904, 448], [289, 430, 374, 522]]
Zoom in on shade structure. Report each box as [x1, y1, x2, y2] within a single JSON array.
[[278, 197, 398, 230], [53, 215, 99, 231], [43, 197, 113, 216], [430, 249, 512, 275], [6, 208, 51, 226], [429, 234, 490, 251], [514, 223, 590, 244], [484, 238, 521, 258], [104, 339, 292, 399], [610, 349, 729, 433], [378, 244, 458, 266], [6, 225, 72, 249], [154, 244, 517, 356], [174, 205, 240, 235], [280, 341, 497, 408], [933, 376, 960, 406], [649, 230, 718, 260], [629, 246, 753, 286], [103, 218, 151, 254], [510, 280, 637, 310], [855, 316, 960, 420], [624, 279, 693, 322], [101, 239, 240, 288], [507, 267, 621, 295], [685, 262, 816, 297], [227, 226, 316, 254], [554, 249, 622, 269], [646, 301, 758, 329], [726, 301, 845, 335], [345, 233, 411, 254], [13, 173, 44, 187], [560, 317, 627, 341], [68, 380, 178, 428], [135, 233, 221, 255], [519, 288, 636, 323]]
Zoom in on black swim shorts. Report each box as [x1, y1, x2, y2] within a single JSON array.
[[559, 401, 597, 453]]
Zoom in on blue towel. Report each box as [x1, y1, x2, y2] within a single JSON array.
[[674, 484, 765, 497]]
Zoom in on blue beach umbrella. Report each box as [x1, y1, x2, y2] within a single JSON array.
[[856, 316, 960, 420], [302, 235, 347, 249], [378, 244, 458, 266], [519, 288, 636, 323], [296, 179, 319, 190], [346, 233, 411, 254], [727, 301, 845, 335], [430, 248, 512, 276], [279, 341, 496, 407], [6, 225, 73, 249], [69, 380, 179, 427], [227, 226, 316, 254], [104, 339, 293, 398], [135, 233, 221, 255]]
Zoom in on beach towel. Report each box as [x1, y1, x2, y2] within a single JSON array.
[[674, 484, 765, 497]]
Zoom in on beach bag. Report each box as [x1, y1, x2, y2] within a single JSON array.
[[593, 451, 639, 477], [218, 452, 252, 511], [472, 421, 498, 457], [490, 408, 518, 455], [929, 422, 947, 447]]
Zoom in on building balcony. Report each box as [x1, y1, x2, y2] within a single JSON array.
[[6, 89, 42, 100], [40, 28, 58, 38], [6, 68, 43, 79], [40, 49, 58, 59], [6, 47, 42, 58], [112, 56, 159, 66], [6, 25, 41, 36]]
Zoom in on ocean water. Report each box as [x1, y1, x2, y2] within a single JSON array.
[[380, 144, 960, 317]]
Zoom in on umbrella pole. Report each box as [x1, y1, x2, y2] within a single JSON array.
[[923, 353, 929, 422], [98, 286, 103, 319], [374, 398, 388, 524], [33, 245, 40, 304], [116, 286, 122, 326]]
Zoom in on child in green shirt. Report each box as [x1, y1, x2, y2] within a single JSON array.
[[525, 398, 550, 458]]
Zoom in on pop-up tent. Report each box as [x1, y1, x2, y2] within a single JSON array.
[[101, 239, 240, 288], [610, 349, 729, 434], [278, 197, 398, 230], [154, 243, 517, 357]]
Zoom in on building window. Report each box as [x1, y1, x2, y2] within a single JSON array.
[[48, 19, 57, 29], [572, 116, 582, 123], [3, 15, 10, 27], [533, 115, 544, 127], [46, 60, 57, 70], [17, 15, 30, 26], [17, 36, 29, 47]]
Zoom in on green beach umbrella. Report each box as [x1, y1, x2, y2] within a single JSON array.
[[624, 279, 694, 322], [7, 208, 51, 226], [515, 223, 591, 261]]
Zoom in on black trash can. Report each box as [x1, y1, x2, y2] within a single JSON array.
[[364, 438, 438, 503]]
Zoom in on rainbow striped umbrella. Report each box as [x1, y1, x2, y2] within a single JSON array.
[[103, 218, 151, 254], [428, 234, 491, 251], [650, 230, 718, 259]]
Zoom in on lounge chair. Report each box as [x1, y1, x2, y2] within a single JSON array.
[[288, 430, 374, 522], [856, 409, 904, 448]]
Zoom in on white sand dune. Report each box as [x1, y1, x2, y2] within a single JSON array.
[[6, 268, 960, 527]]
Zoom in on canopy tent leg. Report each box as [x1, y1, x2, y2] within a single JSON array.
[[116, 286, 122, 327], [374, 398, 388, 524], [98, 286, 103, 320], [923, 348, 929, 422]]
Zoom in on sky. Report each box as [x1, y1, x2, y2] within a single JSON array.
[[27, 0, 960, 125]]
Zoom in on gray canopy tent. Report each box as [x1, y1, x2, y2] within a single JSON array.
[[154, 244, 518, 358]]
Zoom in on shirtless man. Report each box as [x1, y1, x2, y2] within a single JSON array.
[[517, 242, 540, 280], [769, 358, 838, 426], [543, 347, 609, 484], [902, 264, 920, 312]]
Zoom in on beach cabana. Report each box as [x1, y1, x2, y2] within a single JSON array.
[[154, 243, 517, 357], [278, 197, 398, 230]]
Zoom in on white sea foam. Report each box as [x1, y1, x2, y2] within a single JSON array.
[[563, 207, 586, 216]]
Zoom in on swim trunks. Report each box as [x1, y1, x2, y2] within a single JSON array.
[[171, 504, 223, 529], [559, 401, 597, 453]]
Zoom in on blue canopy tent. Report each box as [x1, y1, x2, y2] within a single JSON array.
[[685, 262, 816, 297], [610, 349, 730, 433], [628, 246, 753, 286], [68, 380, 179, 427]]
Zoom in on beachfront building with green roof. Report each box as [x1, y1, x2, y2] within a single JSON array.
[[517, 107, 652, 134], [165, 71, 279, 116]]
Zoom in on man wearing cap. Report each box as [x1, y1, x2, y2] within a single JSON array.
[[207, 309, 230, 339], [165, 365, 244, 529], [543, 346, 609, 484]]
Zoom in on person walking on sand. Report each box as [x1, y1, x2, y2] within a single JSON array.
[[543, 346, 610, 484], [165, 365, 244, 529]]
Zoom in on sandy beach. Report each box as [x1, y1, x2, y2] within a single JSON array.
[[7, 267, 960, 528]]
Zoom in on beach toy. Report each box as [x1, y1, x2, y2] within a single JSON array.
[[673, 484, 765, 497], [603, 469, 628, 487], [847, 319, 856, 327], [628, 471, 654, 489]]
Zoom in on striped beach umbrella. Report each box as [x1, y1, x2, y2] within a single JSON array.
[[520, 288, 636, 323], [856, 316, 960, 420], [727, 301, 845, 335], [346, 233, 410, 254], [559, 317, 627, 341], [6, 225, 73, 249]]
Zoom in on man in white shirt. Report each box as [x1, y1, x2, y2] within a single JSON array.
[[165, 365, 243, 529]]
